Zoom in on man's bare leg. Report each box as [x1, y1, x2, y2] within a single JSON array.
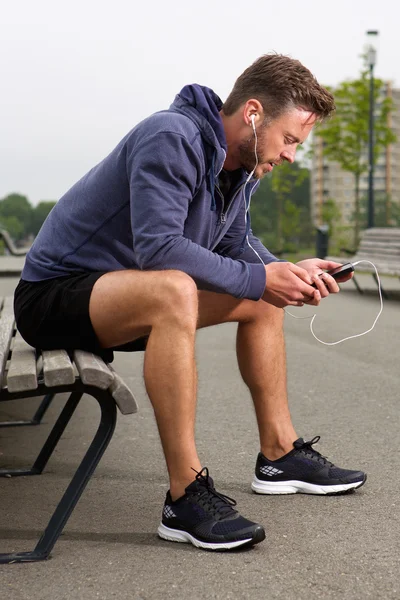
[[197, 291, 297, 460], [89, 269, 202, 500], [90, 273, 363, 508], [90, 272, 294, 501]]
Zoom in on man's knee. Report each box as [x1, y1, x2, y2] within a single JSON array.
[[251, 300, 284, 327], [158, 270, 198, 325]]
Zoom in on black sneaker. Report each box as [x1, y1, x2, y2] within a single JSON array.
[[252, 436, 367, 495], [158, 468, 265, 550]]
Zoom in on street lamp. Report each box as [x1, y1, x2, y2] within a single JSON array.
[[366, 30, 379, 229]]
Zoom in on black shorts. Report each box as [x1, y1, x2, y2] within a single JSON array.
[[14, 272, 148, 363]]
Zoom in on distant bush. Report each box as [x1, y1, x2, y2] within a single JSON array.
[[0, 193, 56, 242]]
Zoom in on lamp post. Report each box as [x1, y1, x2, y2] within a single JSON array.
[[366, 30, 379, 229]]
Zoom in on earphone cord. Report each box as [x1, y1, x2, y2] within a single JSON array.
[[244, 117, 265, 264], [241, 121, 383, 345], [285, 260, 383, 345]]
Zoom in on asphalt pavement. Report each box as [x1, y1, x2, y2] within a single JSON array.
[[0, 273, 399, 599]]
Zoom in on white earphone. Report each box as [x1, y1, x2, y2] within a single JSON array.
[[250, 114, 256, 133]]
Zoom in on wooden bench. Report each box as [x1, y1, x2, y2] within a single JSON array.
[[0, 296, 139, 564], [327, 227, 400, 298]]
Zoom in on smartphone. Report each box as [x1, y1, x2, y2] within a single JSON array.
[[325, 262, 355, 279], [312, 262, 354, 288]]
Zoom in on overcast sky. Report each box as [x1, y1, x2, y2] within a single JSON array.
[[1, 0, 399, 205]]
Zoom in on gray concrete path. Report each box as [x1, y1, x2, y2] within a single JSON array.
[[0, 275, 399, 599]]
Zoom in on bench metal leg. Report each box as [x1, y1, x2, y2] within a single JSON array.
[[0, 393, 55, 428], [372, 272, 388, 299], [0, 387, 117, 563], [0, 391, 82, 477], [352, 275, 363, 295]]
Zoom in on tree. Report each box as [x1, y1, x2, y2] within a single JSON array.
[[0, 193, 33, 240], [321, 198, 342, 237], [0, 194, 57, 243], [281, 199, 302, 246], [0, 215, 24, 241], [359, 192, 400, 227], [317, 67, 396, 246], [270, 160, 308, 250], [251, 161, 312, 252]]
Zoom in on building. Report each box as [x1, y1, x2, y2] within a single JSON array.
[[310, 82, 400, 228]]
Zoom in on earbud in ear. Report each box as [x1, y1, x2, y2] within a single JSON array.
[[250, 115, 256, 126]]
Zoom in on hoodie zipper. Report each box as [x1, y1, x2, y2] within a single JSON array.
[[216, 182, 247, 224]]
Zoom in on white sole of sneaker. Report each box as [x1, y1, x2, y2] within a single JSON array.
[[251, 476, 366, 495], [157, 523, 253, 550]]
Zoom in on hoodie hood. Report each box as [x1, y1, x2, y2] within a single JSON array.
[[173, 84, 227, 150], [171, 85, 227, 164], [170, 84, 228, 212]]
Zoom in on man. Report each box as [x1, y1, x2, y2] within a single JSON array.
[[15, 54, 366, 552]]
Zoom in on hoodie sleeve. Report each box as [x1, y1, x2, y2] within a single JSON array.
[[126, 131, 266, 300]]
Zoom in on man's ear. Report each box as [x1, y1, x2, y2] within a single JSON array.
[[243, 99, 263, 127]]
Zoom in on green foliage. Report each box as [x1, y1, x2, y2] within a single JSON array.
[[281, 199, 302, 241], [321, 198, 342, 237], [359, 193, 400, 227], [317, 69, 396, 246], [251, 162, 313, 253], [318, 74, 395, 175], [0, 194, 33, 237], [388, 200, 400, 226], [0, 215, 25, 240], [0, 193, 56, 243]]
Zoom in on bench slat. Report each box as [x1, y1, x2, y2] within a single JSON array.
[[2, 296, 15, 317], [358, 244, 400, 254], [359, 241, 400, 249], [7, 333, 38, 393], [42, 349, 76, 387], [73, 350, 113, 389], [362, 233, 400, 240], [355, 254, 400, 262], [108, 365, 138, 415], [327, 228, 400, 276], [362, 227, 400, 236], [0, 299, 15, 386]]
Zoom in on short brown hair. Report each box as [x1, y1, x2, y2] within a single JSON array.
[[223, 54, 335, 122]]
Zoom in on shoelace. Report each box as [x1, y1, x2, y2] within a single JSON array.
[[294, 436, 334, 467], [190, 467, 237, 519]]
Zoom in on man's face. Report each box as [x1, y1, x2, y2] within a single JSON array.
[[238, 108, 316, 179]]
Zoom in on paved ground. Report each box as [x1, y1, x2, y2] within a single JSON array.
[[0, 274, 399, 599]]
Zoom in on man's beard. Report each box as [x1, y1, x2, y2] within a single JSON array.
[[237, 125, 270, 177]]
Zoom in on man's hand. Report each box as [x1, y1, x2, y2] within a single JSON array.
[[296, 258, 353, 300], [262, 262, 321, 308]]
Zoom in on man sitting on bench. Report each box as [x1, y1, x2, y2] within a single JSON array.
[[14, 53, 366, 552]]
